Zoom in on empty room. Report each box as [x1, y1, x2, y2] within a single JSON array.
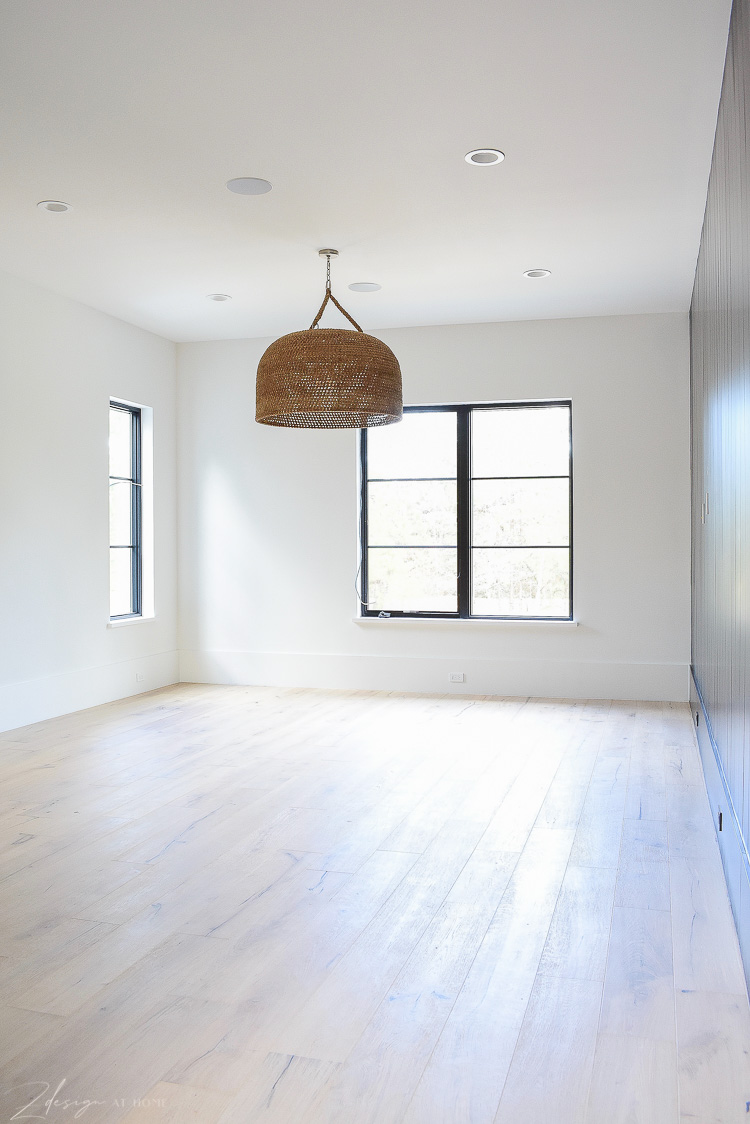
[[1, 0, 750, 1120]]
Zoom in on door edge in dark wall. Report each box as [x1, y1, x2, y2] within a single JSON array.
[[690, 0, 750, 987], [691, 670, 750, 992]]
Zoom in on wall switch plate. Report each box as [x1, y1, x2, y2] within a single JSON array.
[[136, 673, 145, 682], [449, 672, 465, 683]]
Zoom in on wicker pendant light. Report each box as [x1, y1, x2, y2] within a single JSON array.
[[256, 249, 402, 429]]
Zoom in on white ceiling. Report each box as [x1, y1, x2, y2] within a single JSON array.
[[0, 0, 732, 342]]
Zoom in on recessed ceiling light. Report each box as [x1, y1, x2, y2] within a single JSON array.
[[464, 149, 505, 166], [523, 269, 551, 278], [348, 282, 381, 292], [226, 177, 272, 195], [207, 293, 232, 301], [37, 200, 71, 212]]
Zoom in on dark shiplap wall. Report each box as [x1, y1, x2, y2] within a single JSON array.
[[691, 0, 750, 983]]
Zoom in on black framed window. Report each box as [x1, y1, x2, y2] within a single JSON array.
[[360, 401, 572, 619], [109, 401, 142, 618]]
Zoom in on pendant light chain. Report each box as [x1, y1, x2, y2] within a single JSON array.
[[309, 252, 364, 332]]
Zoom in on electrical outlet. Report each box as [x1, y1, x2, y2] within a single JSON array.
[[135, 673, 145, 683], [449, 672, 465, 683]]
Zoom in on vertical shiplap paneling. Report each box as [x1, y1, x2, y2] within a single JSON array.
[[692, 0, 750, 982]]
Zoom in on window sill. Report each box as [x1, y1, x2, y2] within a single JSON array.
[[352, 616, 579, 627], [107, 615, 157, 629]]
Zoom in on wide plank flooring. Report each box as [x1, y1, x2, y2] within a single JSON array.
[[0, 685, 748, 1122]]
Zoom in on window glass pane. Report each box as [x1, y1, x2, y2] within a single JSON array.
[[367, 410, 457, 479], [472, 406, 570, 478], [109, 480, 133, 546], [109, 407, 132, 478], [367, 548, 457, 612], [472, 479, 570, 546], [368, 480, 457, 545], [472, 547, 570, 617], [110, 548, 133, 616]]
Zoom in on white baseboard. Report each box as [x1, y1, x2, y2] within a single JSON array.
[[0, 646, 688, 735], [0, 650, 179, 733], [179, 648, 689, 702]]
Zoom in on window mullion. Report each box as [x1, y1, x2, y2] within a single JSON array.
[[359, 428, 369, 612], [457, 406, 471, 618], [132, 483, 140, 614], [132, 409, 142, 615]]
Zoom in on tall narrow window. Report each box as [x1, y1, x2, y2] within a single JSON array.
[[360, 401, 572, 619], [109, 401, 142, 618]]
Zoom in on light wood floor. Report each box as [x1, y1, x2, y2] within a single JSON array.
[[0, 686, 749, 1123]]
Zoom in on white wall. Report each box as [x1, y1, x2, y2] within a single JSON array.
[[0, 270, 178, 731], [177, 312, 691, 702]]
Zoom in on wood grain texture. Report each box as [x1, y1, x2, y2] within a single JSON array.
[[585, 1034, 678, 1124], [493, 974, 602, 1124], [0, 686, 747, 1123], [599, 905, 675, 1042], [537, 863, 617, 982], [671, 852, 747, 995], [676, 990, 750, 1124]]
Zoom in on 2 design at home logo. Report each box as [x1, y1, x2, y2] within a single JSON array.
[[3, 1080, 166, 1120]]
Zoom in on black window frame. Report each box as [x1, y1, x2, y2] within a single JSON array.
[[359, 400, 573, 621], [109, 400, 142, 619]]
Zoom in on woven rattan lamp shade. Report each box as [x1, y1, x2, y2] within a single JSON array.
[[256, 327, 402, 428], [256, 249, 402, 429]]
